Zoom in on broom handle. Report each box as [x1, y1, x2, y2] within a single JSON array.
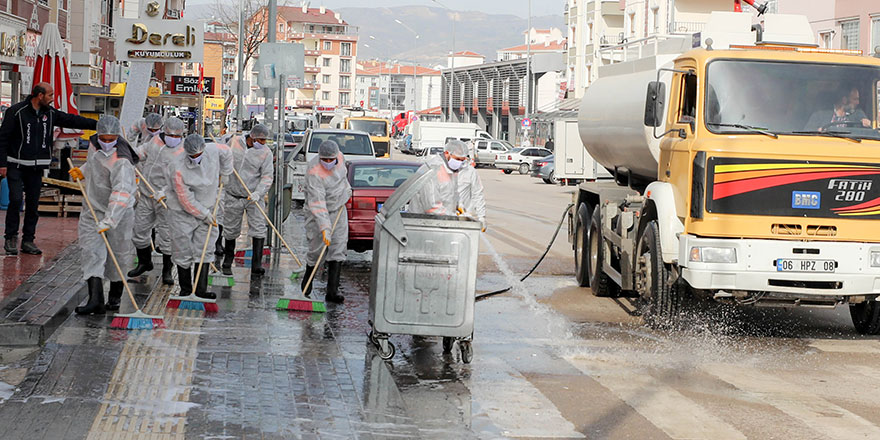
[[193, 182, 225, 295], [302, 208, 345, 295], [232, 168, 302, 266], [66, 158, 141, 312], [133, 167, 168, 210]]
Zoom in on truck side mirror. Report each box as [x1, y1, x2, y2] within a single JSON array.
[[644, 81, 665, 128]]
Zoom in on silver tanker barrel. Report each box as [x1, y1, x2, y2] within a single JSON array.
[[368, 169, 481, 363]]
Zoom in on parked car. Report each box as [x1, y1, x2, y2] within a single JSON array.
[[530, 155, 558, 184], [417, 146, 445, 161], [495, 147, 552, 174], [302, 128, 377, 163], [346, 160, 421, 252], [473, 139, 513, 167]]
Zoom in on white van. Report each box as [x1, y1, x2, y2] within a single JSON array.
[[409, 121, 492, 154]]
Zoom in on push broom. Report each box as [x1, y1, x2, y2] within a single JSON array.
[[67, 159, 164, 330], [231, 169, 303, 278], [165, 183, 224, 313], [276, 209, 344, 313]]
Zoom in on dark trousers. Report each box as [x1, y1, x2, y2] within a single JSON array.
[[4, 165, 42, 242]]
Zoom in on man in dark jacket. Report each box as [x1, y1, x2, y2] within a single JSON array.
[[0, 82, 98, 255]]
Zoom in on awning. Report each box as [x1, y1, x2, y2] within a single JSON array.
[[148, 94, 200, 106], [80, 82, 126, 97]]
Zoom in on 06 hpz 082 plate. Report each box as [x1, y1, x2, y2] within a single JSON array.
[[776, 258, 836, 273]]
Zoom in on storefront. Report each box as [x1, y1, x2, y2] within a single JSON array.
[[0, 13, 27, 109]]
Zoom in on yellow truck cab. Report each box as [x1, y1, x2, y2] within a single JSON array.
[[345, 117, 391, 157], [572, 11, 880, 333]]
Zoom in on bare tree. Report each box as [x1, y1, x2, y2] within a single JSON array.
[[211, 0, 290, 130]]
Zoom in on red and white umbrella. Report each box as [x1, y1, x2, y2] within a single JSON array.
[[32, 23, 81, 141]]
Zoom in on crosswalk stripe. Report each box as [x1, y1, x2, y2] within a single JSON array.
[[566, 356, 747, 440], [704, 363, 880, 440], [466, 357, 584, 438]]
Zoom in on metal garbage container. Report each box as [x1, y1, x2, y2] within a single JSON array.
[[368, 170, 482, 363]]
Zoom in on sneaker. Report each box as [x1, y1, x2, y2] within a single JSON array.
[[20, 241, 42, 255], [4, 237, 18, 255]]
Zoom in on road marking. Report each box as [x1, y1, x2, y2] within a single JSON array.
[[566, 356, 746, 440], [807, 339, 880, 354], [704, 363, 880, 440], [466, 357, 584, 438]]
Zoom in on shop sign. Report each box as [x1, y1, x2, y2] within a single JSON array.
[[204, 96, 225, 111], [170, 75, 214, 95], [114, 17, 203, 62], [0, 25, 25, 65], [148, 86, 162, 97]]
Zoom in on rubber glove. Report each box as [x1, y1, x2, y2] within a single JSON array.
[[480, 219, 487, 233], [202, 213, 216, 226], [154, 190, 166, 203], [96, 219, 112, 233], [68, 167, 84, 181], [220, 174, 230, 186], [456, 206, 465, 216], [322, 230, 331, 247]]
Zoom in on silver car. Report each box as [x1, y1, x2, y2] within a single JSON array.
[[473, 139, 513, 167]]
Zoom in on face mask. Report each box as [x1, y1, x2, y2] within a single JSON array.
[[148, 129, 161, 136], [164, 136, 182, 147], [189, 155, 203, 165], [253, 141, 266, 150], [320, 159, 336, 170], [446, 157, 463, 171], [97, 139, 117, 151]]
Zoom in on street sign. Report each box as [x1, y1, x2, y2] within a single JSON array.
[[257, 42, 305, 89], [522, 118, 531, 128], [286, 76, 303, 88]]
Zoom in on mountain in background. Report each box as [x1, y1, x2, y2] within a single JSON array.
[[186, 4, 565, 67]]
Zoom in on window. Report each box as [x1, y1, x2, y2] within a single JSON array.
[[629, 12, 636, 36], [340, 59, 351, 73], [322, 74, 331, 84], [351, 164, 419, 188], [339, 76, 350, 89], [841, 19, 860, 51], [323, 57, 331, 67], [651, 8, 659, 34], [873, 16, 880, 55], [678, 73, 697, 124], [819, 31, 833, 49], [476, 141, 488, 150], [322, 91, 331, 100], [339, 92, 350, 106], [323, 41, 332, 51], [341, 42, 351, 56]]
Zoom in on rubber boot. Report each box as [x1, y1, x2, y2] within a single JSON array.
[[214, 225, 225, 257], [127, 247, 154, 277], [325, 261, 344, 304], [76, 277, 106, 315], [301, 265, 315, 298], [105, 281, 123, 311], [161, 254, 174, 285], [177, 266, 193, 296], [251, 237, 266, 275], [194, 266, 215, 300], [221, 239, 235, 275]]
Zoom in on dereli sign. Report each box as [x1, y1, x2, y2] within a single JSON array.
[[170, 76, 215, 95], [114, 17, 203, 62]]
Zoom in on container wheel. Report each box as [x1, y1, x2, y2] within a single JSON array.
[[636, 220, 680, 328], [574, 204, 591, 287], [368, 330, 378, 346], [378, 339, 396, 360], [518, 163, 530, 175], [588, 208, 617, 297], [459, 341, 473, 364], [442, 337, 455, 353], [850, 300, 880, 334]]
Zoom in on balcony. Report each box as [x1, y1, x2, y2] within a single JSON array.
[[296, 100, 319, 107], [601, 1, 624, 16], [302, 81, 320, 90], [304, 49, 321, 57], [223, 53, 235, 59], [670, 21, 705, 34], [95, 23, 115, 40], [304, 65, 320, 73]]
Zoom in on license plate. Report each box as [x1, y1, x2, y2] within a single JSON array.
[[776, 259, 836, 273]]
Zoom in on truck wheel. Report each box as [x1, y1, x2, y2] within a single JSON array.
[[503, 170, 513, 174], [636, 220, 679, 327], [574, 204, 591, 287], [518, 163, 530, 175], [850, 301, 880, 334], [588, 208, 616, 296]]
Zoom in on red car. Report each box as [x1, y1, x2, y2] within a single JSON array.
[[346, 160, 421, 252]]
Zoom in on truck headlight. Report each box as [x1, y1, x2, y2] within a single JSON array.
[[689, 246, 737, 263], [871, 251, 880, 267]]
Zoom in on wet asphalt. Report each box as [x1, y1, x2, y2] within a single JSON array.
[[0, 147, 879, 439]]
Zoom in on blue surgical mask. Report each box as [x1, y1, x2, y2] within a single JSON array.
[[321, 159, 336, 170], [148, 129, 161, 136], [253, 141, 265, 150], [97, 139, 117, 151], [446, 158, 463, 171], [190, 155, 203, 165], [164, 136, 182, 147]]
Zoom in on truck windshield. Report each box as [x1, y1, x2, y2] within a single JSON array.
[[287, 119, 309, 131], [705, 60, 880, 141], [308, 133, 373, 156], [348, 120, 388, 137]]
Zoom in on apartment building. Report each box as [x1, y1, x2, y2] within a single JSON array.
[[497, 28, 567, 62], [564, 0, 624, 97], [778, 0, 880, 55], [355, 60, 441, 114]]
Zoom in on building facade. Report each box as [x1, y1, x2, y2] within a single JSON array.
[[356, 60, 441, 115], [497, 27, 567, 62], [564, 0, 624, 98], [778, 0, 880, 55]]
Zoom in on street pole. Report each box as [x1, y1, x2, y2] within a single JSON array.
[[272, 73, 286, 249], [236, 0, 245, 130], [264, 0, 276, 134], [526, 0, 531, 119], [432, 0, 454, 122]]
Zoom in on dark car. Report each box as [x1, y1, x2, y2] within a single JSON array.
[[530, 155, 557, 184], [346, 160, 421, 252]]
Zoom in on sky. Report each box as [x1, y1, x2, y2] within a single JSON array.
[[186, 0, 563, 19]]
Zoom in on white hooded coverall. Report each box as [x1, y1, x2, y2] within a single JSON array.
[[409, 155, 487, 228], [222, 135, 274, 240], [132, 134, 181, 251], [304, 152, 352, 265]]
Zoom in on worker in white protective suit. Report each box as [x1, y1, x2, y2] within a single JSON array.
[[127, 117, 185, 285], [67, 115, 138, 315], [409, 139, 487, 230], [302, 140, 351, 303], [163, 134, 233, 298], [220, 123, 274, 276], [127, 113, 161, 147]]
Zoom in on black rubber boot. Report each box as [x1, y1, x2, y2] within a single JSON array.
[[127, 247, 154, 277], [251, 237, 266, 275], [177, 266, 193, 296], [325, 261, 344, 304], [76, 277, 106, 315], [221, 239, 236, 275], [214, 225, 225, 257], [194, 266, 215, 299], [4, 237, 18, 255], [161, 254, 174, 285], [301, 265, 315, 298], [105, 281, 123, 311]]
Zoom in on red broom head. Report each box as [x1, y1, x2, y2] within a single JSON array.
[[203, 302, 220, 314], [110, 317, 129, 329], [166, 300, 181, 309]]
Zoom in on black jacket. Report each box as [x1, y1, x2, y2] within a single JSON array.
[[0, 100, 98, 168]]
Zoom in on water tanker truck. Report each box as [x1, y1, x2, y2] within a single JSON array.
[[569, 11, 880, 333]]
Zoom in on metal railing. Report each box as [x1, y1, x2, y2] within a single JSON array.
[[95, 23, 115, 39], [597, 34, 685, 66], [669, 21, 705, 34]]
